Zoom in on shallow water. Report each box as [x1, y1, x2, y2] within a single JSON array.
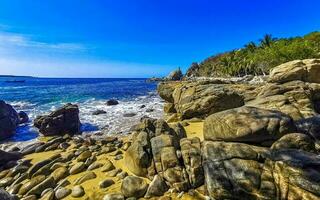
[[0, 77, 163, 142]]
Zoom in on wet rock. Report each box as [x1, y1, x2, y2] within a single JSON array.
[[0, 100, 19, 140], [69, 162, 86, 175], [121, 176, 148, 198], [204, 106, 296, 146], [74, 171, 96, 185], [146, 108, 154, 112], [0, 150, 22, 168], [55, 187, 71, 199], [21, 142, 44, 155], [123, 112, 137, 117], [92, 109, 107, 115], [106, 99, 119, 106], [18, 111, 29, 124], [71, 185, 85, 197], [34, 103, 81, 136], [99, 179, 115, 188], [144, 175, 168, 198]]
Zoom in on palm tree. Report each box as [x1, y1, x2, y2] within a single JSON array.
[[244, 41, 257, 52], [259, 34, 274, 48]]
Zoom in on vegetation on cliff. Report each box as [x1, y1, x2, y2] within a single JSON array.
[[186, 31, 320, 77]]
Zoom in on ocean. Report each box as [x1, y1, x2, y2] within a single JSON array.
[[0, 77, 163, 142]]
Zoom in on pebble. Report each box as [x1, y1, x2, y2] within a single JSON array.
[[74, 171, 97, 185], [55, 187, 71, 199], [101, 160, 115, 172], [99, 179, 115, 188], [69, 162, 86, 175], [103, 193, 125, 200], [71, 185, 85, 197]]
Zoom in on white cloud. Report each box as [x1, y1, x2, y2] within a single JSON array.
[[0, 31, 85, 52]]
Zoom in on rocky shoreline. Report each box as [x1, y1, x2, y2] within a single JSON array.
[[1, 59, 320, 200]]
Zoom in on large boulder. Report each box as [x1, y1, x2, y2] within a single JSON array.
[[0, 100, 19, 140], [202, 141, 320, 200], [269, 59, 320, 83], [0, 150, 22, 168], [172, 82, 244, 120], [166, 68, 183, 81], [124, 131, 153, 177], [34, 103, 81, 136], [204, 106, 296, 146], [180, 137, 204, 188], [150, 134, 189, 191], [247, 81, 320, 120], [271, 133, 317, 153], [157, 82, 180, 103]]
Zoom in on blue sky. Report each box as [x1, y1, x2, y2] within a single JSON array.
[[0, 0, 319, 78]]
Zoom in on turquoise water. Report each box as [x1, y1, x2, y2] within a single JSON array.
[[0, 77, 163, 141]]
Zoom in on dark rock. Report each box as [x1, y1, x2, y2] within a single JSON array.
[[18, 111, 29, 124], [146, 108, 154, 113], [106, 99, 119, 106], [34, 103, 81, 136], [99, 179, 115, 188], [92, 110, 107, 115], [0, 150, 22, 168], [0, 189, 19, 200], [0, 100, 19, 140], [123, 113, 137, 117]]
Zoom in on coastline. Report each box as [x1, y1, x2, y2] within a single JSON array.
[[1, 59, 320, 200]]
